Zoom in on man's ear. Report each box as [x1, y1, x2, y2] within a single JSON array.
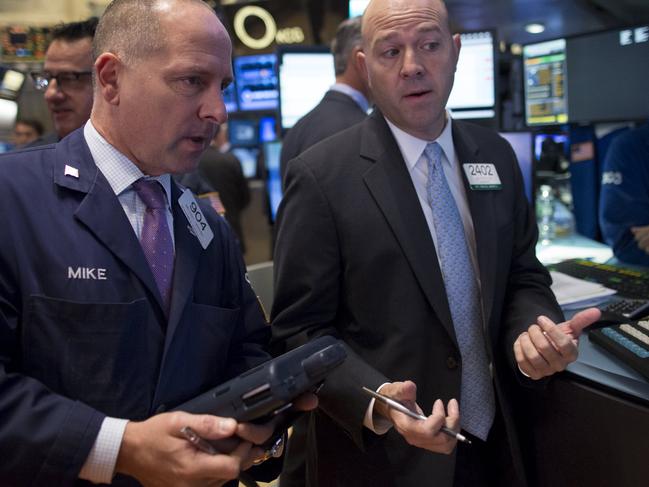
[[94, 53, 121, 105], [356, 48, 368, 82]]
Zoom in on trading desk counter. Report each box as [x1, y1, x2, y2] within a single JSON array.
[[525, 235, 649, 486]]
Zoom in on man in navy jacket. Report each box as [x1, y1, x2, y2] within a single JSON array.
[[0, 1, 294, 485]]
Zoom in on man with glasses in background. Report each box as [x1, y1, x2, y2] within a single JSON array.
[[28, 17, 97, 146]]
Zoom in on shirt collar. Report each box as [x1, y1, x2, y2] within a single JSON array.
[[385, 111, 456, 171], [84, 120, 173, 209], [330, 82, 370, 113]]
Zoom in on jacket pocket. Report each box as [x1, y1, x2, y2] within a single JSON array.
[[23, 295, 150, 417]]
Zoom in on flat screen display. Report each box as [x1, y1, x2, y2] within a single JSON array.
[[231, 147, 259, 179], [447, 31, 496, 120], [499, 132, 534, 203], [263, 140, 283, 221], [228, 119, 258, 147], [523, 38, 568, 126], [566, 25, 649, 123], [348, 0, 370, 17], [278, 48, 335, 131], [233, 53, 278, 111]]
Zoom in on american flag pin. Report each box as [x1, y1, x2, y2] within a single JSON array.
[[64, 165, 79, 178]]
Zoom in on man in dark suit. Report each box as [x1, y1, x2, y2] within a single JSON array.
[[181, 124, 251, 252], [0, 1, 315, 485], [279, 15, 371, 187], [271, 0, 600, 486]]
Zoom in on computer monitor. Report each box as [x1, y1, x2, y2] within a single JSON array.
[[566, 24, 649, 123], [523, 24, 649, 126], [222, 82, 237, 113], [499, 132, 534, 203], [277, 47, 336, 132], [348, 0, 370, 17], [228, 118, 258, 147], [447, 31, 497, 120], [533, 132, 569, 173], [231, 147, 259, 179], [259, 115, 277, 143], [523, 38, 568, 126], [233, 53, 278, 111], [263, 140, 283, 221], [0, 68, 25, 100]]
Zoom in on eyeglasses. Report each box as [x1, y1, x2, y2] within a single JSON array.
[[30, 71, 92, 91]]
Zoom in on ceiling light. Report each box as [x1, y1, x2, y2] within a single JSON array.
[[525, 22, 546, 34]]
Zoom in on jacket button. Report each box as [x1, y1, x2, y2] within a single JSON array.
[[155, 404, 167, 414], [446, 356, 459, 369]]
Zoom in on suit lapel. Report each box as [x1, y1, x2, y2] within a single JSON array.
[[452, 123, 497, 328], [162, 183, 203, 355], [361, 114, 457, 344], [57, 130, 164, 313]]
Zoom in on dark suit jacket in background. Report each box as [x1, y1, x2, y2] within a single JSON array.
[[271, 111, 563, 487], [0, 130, 269, 486], [279, 89, 367, 187], [177, 147, 251, 253]]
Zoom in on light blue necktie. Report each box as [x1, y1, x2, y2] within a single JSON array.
[[424, 142, 495, 440]]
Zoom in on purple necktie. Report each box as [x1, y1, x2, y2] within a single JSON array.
[[132, 179, 174, 314]]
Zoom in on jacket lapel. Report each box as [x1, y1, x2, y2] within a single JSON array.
[[452, 123, 497, 329], [361, 113, 457, 344], [162, 183, 203, 354], [56, 130, 164, 313]]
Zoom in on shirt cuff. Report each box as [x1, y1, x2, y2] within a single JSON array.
[[363, 383, 393, 435], [78, 417, 129, 484]]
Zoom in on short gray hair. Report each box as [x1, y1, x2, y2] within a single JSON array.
[[93, 0, 215, 64], [331, 16, 363, 76]]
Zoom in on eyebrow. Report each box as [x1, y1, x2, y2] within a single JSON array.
[[374, 25, 442, 45]]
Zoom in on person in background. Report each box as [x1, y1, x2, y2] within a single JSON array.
[[0, 1, 314, 485], [12, 118, 44, 147], [177, 123, 251, 253], [599, 121, 649, 267], [28, 17, 97, 146], [271, 0, 601, 486], [279, 15, 371, 187]]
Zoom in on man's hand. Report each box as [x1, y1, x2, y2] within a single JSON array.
[[375, 381, 459, 454], [115, 411, 272, 487], [513, 307, 602, 380], [631, 225, 649, 255]]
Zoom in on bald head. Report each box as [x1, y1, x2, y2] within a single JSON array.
[[361, 0, 451, 47], [93, 0, 217, 65]]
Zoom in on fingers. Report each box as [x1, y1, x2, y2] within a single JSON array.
[[172, 412, 237, 441], [514, 314, 586, 380], [391, 399, 457, 455], [445, 398, 460, 431], [292, 392, 318, 412], [556, 308, 601, 339], [374, 381, 418, 419], [236, 421, 274, 446]]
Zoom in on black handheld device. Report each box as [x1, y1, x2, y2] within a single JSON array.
[[173, 336, 346, 451]]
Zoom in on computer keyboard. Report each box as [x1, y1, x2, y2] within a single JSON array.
[[548, 259, 649, 300], [589, 321, 649, 381]]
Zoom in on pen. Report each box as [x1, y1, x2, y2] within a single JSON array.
[[362, 386, 471, 445], [180, 426, 219, 455]]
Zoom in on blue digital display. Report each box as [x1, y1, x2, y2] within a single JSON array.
[[263, 140, 283, 221], [233, 54, 278, 111]]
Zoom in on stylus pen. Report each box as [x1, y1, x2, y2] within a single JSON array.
[[362, 387, 471, 445], [180, 426, 219, 455]]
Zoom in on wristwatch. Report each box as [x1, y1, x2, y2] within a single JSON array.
[[252, 433, 285, 464]]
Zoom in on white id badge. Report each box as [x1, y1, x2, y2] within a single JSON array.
[[462, 163, 502, 190], [178, 189, 214, 249]]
